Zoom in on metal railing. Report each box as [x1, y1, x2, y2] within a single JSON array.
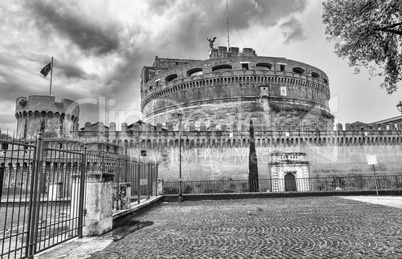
[[0, 136, 86, 259], [163, 175, 402, 194], [1, 136, 159, 258]]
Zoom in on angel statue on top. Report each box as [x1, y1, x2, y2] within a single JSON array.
[[207, 37, 217, 49]]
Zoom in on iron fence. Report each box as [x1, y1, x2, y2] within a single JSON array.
[[1, 136, 159, 259], [163, 175, 402, 194], [0, 137, 86, 259], [1, 139, 36, 259]]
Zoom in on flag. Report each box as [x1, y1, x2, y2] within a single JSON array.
[[40, 63, 51, 77]]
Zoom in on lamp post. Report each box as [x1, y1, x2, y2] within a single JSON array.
[[397, 101, 402, 114], [176, 113, 184, 202]]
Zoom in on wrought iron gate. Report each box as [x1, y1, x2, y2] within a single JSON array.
[[0, 135, 86, 258]]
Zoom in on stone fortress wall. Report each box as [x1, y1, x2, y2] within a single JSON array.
[[141, 47, 333, 131], [77, 121, 402, 181], [15, 95, 79, 139]]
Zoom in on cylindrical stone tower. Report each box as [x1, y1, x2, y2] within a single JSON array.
[[140, 47, 334, 131], [15, 95, 79, 140]]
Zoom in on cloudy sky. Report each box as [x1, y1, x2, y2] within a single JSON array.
[[1, 0, 401, 133]]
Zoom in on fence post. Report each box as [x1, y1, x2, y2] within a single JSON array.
[[82, 167, 114, 236], [28, 133, 43, 259], [78, 147, 87, 238]]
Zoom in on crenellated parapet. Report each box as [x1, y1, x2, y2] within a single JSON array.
[[15, 95, 79, 140], [77, 121, 402, 149]]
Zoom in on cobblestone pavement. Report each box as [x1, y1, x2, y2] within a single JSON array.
[[91, 197, 402, 258]]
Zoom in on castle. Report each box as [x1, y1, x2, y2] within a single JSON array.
[[14, 45, 402, 184]]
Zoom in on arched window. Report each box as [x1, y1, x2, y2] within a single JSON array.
[[212, 64, 232, 72], [256, 63, 272, 70], [165, 74, 178, 83], [293, 67, 305, 74], [187, 68, 203, 77], [311, 72, 320, 78]]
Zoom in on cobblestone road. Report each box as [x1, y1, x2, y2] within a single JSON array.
[[91, 197, 402, 258]]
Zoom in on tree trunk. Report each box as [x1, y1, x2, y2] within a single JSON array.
[[248, 120, 259, 192]]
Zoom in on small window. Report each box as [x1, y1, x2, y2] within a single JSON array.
[[165, 74, 178, 83], [256, 63, 272, 70], [280, 64, 285, 72], [323, 78, 328, 84], [187, 68, 203, 77], [242, 64, 249, 70], [311, 72, 320, 78], [212, 64, 232, 72], [293, 67, 305, 74]]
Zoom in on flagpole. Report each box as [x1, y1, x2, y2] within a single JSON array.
[[49, 57, 53, 96]]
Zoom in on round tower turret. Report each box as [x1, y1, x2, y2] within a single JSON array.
[[15, 95, 79, 140]]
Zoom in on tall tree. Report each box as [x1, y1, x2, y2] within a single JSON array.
[[322, 0, 402, 93], [248, 120, 259, 192]]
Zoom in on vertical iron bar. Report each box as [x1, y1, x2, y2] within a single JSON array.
[[124, 158, 128, 182], [42, 162, 50, 248], [0, 164, 4, 203], [57, 150, 63, 245], [149, 163, 152, 198], [147, 163, 150, 199], [20, 144, 31, 258], [78, 147, 86, 238], [156, 163, 159, 196], [372, 165, 379, 195], [58, 150, 66, 243], [1, 144, 9, 257], [28, 133, 43, 258], [14, 142, 25, 258], [116, 158, 120, 210], [25, 143, 36, 258], [137, 162, 141, 204], [5, 143, 15, 256]]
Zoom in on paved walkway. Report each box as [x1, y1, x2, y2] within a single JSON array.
[[37, 196, 402, 258], [90, 196, 402, 258], [339, 195, 402, 209]]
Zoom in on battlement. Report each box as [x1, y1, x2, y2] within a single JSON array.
[[209, 46, 257, 59], [76, 121, 402, 150], [15, 95, 80, 140], [15, 95, 79, 118], [79, 121, 402, 133]]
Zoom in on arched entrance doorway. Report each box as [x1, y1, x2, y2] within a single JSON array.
[[285, 173, 297, 191]]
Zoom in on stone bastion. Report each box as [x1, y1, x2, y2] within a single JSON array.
[[141, 47, 334, 131], [15, 95, 79, 139]]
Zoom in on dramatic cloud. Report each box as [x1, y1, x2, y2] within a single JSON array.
[[26, 1, 122, 56], [280, 16, 306, 43]]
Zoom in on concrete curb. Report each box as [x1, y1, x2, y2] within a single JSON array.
[[113, 196, 163, 227]]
